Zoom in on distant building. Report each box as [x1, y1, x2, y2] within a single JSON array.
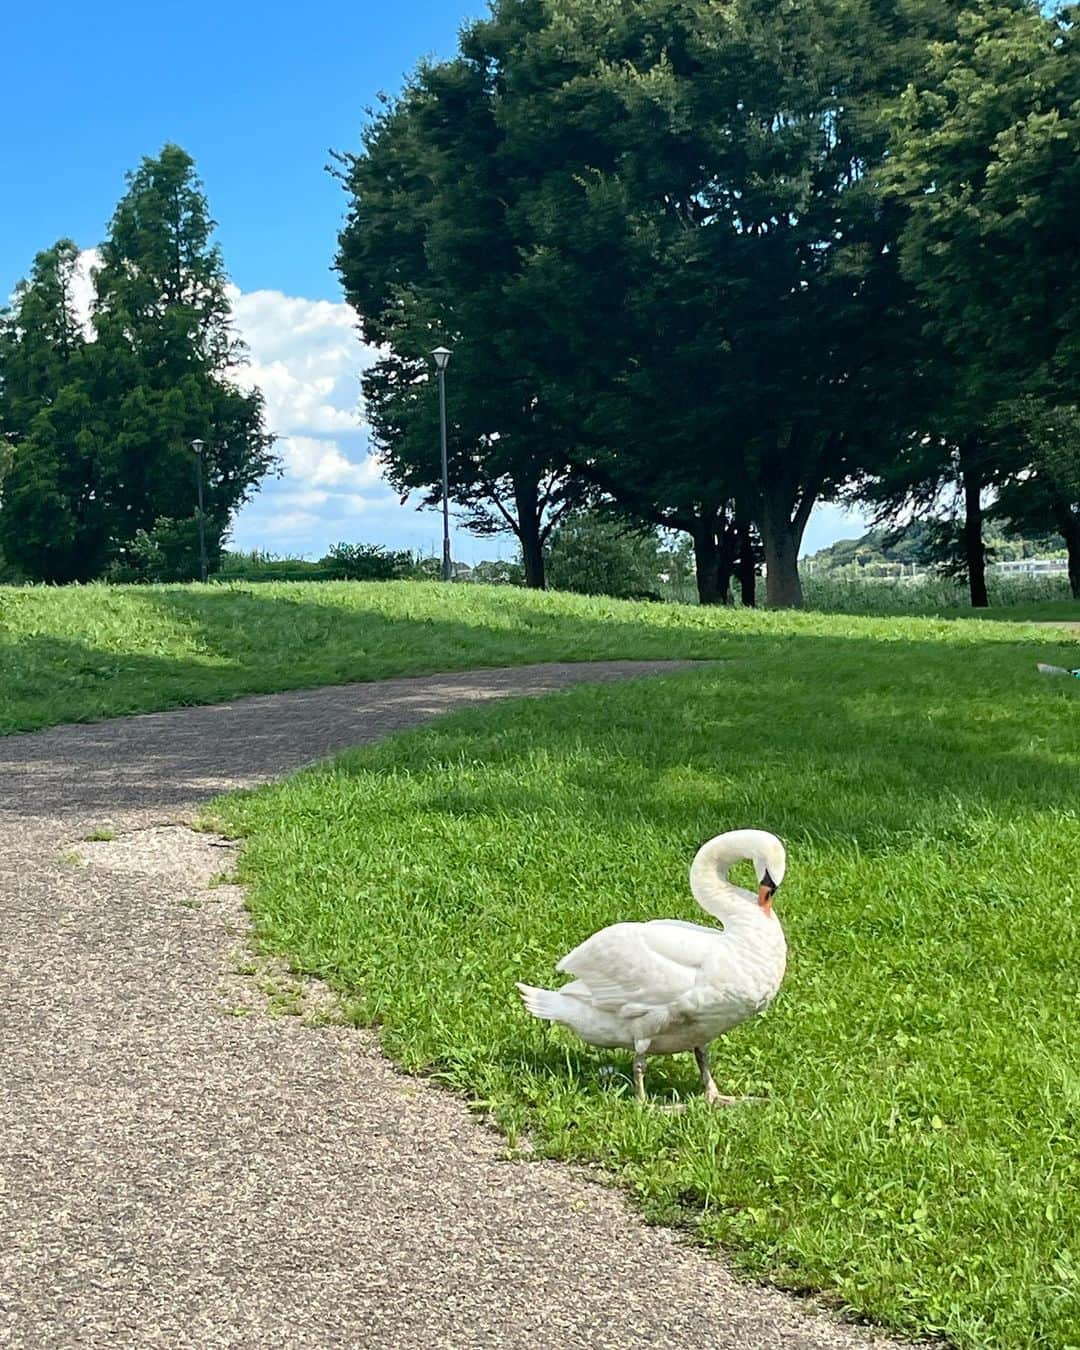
[[993, 558, 1067, 575]]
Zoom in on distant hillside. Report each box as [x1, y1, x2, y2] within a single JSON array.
[[804, 521, 1065, 573]]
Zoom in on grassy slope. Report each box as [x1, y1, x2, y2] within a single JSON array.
[[213, 621, 1080, 1350], [2, 578, 1079, 735]]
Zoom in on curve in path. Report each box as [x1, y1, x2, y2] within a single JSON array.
[[1, 662, 894, 1349]]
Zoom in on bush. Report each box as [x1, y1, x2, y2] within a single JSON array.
[[546, 513, 663, 599], [802, 569, 1070, 614], [109, 515, 219, 583], [468, 558, 526, 586], [319, 541, 425, 581], [218, 551, 337, 582]]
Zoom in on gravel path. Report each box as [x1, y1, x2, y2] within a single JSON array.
[[1, 663, 896, 1349]]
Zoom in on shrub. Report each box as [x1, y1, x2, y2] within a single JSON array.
[[319, 541, 427, 581], [546, 513, 663, 599], [109, 515, 219, 583]]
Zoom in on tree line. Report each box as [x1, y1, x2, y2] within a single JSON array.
[[336, 0, 1079, 605], [3, 2, 1076, 605], [0, 146, 274, 582]]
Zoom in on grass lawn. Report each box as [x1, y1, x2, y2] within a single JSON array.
[[211, 620, 1080, 1350], [2, 577, 1079, 735]]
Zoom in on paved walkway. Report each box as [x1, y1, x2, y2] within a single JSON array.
[[1, 663, 891, 1348]]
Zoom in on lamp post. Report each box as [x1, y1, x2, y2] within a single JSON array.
[[189, 439, 209, 583], [431, 346, 452, 581]]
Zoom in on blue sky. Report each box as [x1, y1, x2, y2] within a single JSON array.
[[2, 0, 869, 563]]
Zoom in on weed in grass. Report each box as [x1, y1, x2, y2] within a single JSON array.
[[215, 637, 1080, 1350], [81, 828, 117, 842]]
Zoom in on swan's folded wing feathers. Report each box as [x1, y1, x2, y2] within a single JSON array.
[[556, 922, 705, 1016]]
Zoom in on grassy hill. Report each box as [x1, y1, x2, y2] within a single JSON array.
[[2, 578, 1079, 735]]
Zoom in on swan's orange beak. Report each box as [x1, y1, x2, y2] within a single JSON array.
[[757, 882, 775, 916]]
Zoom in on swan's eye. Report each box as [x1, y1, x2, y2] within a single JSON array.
[[762, 868, 778, 894]]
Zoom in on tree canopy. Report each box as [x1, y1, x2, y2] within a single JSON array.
[[0, 146, 275, 582], [338, 0, 976, 604]]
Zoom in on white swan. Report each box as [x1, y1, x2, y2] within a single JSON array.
[[516, 829, 787, 1105]]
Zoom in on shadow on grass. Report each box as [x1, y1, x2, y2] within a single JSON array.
[[3, 584, 1078, 856], [329, 635, 1080, 852], [502, 1034, 719, 1106], [1, 584, 723, 735], [4, 580, 1077, 738]]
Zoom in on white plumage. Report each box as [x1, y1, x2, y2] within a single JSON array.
[[516, 829, 788, 1105]]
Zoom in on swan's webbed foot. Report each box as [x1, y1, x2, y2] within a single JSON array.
[[703, 1085, 743, 1107], [694, 1046, 746, 1107]]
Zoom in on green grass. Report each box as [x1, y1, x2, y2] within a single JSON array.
[[2, 577, 1079, 735], [211, 622, 1080, 1350]]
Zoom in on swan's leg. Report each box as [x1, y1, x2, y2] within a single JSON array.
[[694, 1046, 740, 1107], [632, 1050, 647, 1102]]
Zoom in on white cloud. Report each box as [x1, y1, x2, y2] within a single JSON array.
[[229, 287, 377, 436], [281, 435, 384, 490], [72, 249, 100, 333], [262, 510, 326, 537], [275, 488, 331, 511], [224, 289, 404, 549]]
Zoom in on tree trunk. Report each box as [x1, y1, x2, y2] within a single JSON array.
[[691, 518, 735, 605], [737, 521, 756, 607], [1051, 499, 1080, 599], [960, 453, 988, 608], [1068, 524, 1080, 601], [1066, 525, 1080, 601], [760, 488, 804, 608], [513, 475, 546, 589]]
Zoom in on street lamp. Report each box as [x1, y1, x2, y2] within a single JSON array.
[[189, 439, 209, 583], [431, 346, 452, 582]]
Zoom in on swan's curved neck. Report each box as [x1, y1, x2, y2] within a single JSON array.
[[689, 834, 762, 927]]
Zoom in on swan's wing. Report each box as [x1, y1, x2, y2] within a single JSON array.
[[557, 921, 711, 1017]]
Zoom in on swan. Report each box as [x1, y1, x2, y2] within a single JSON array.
[[515, 829, 787, 1105]]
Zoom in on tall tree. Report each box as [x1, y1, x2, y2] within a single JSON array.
[[887, 1, 1080, 591], [0, 148, 275, 583], [0, 241, 107, 581], [338, 0, 961, 604], [426, 0, 956, 605], [89, 144, 275, 562], [337, 62, 584, 589]]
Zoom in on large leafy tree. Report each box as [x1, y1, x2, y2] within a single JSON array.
[[521, 0, 957, 607], [342, 0, 958, 605], [887, 1, 1080, 592], [337, 62, 584, 589], [0, 146, 275, 582]]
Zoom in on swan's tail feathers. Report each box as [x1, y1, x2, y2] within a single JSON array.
[[515, 982, 569, 1023]]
